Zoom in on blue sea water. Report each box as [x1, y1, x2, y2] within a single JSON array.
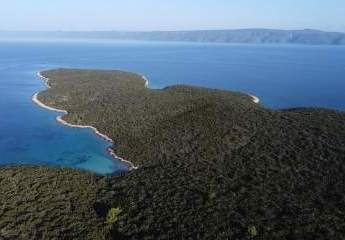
[[0, 40, 344, 174]]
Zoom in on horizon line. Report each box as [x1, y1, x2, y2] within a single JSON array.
[[0, 28, 344, 34]]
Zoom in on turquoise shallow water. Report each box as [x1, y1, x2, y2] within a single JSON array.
[[0, 40, 344, 174]]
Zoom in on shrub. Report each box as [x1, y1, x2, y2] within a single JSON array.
[[106, 207, 122, 225], [248, 226, 257, 238]]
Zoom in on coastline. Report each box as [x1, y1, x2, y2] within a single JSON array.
[[142, 73, 259, 104], [250, 94, 260, 104], [33, 70, 258, 171], [32, 71, 138, 171], [142, 75, 149, 88], [32, 93, 67, 114]]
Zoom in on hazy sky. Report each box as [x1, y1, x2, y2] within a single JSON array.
[[1, 0, 345, 32]]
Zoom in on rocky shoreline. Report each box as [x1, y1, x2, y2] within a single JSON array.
[[33, 72, 138, 171]]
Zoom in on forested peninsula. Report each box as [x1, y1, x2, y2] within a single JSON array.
[[1, 69, 345, 239]]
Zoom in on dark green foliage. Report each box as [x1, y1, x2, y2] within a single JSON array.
[[2, 69, 345, 239], [0, 166, 108, 239]]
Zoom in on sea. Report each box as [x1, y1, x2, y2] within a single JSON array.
[[0, 40, 344, 175]]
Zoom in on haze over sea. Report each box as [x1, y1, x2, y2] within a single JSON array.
[[0, 40, 344, 174]]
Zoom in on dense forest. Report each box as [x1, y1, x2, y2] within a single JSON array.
[[1, 69, 345, 239]]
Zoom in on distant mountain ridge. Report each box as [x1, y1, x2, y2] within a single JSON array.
[[1, 29, 345, 45]]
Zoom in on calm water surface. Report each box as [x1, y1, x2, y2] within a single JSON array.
[[0, 40, 344, 174]]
